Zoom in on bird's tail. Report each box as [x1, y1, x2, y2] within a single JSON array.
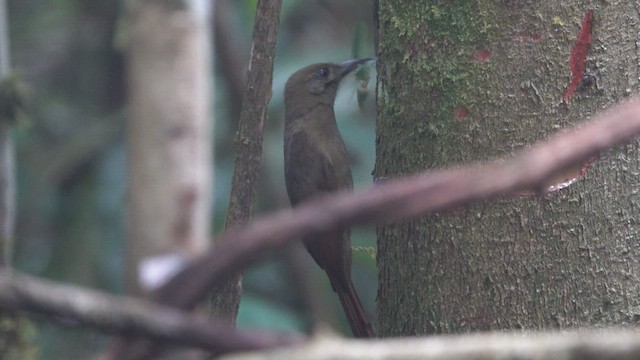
[[330, 275, 375, 338]]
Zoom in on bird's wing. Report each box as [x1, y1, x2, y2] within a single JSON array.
[[284, 129, 345, 205], [285, 129, 353, 286]]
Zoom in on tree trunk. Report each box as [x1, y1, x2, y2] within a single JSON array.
[[0, 0, 13, 268], [376, 1, 640, 335], [126, 0, 212, 296], [211, 0, 281, 324], [0, 1, 37, 358]]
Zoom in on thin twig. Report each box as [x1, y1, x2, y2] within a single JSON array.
[[214, 0, 282, 321]]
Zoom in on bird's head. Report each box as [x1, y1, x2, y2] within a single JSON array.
[[284, 58, 372, 118]]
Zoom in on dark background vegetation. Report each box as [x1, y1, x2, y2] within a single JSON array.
[[8, 0, 376, 357]]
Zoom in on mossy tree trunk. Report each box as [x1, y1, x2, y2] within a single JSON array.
[[376, 1, 640, 335]]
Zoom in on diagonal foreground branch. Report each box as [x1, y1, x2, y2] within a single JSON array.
[[0, 270, 299, 352], [157, 97, 640, 310], [219, 328, 640, 360]]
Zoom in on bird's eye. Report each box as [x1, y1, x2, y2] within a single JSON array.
[[317, 67, 329, 78]]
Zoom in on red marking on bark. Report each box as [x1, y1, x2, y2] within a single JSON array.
[[453, 106, 469, 121], [563, 10, 594, 101], [531, 33, 541, 43], [473, 49, 491, 62], [514, 155, 598, 197]]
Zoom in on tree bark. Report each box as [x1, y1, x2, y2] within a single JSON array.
[[126, 0, 212, 296], [376, 1, 640, 335], [0, 0, 13, 269]]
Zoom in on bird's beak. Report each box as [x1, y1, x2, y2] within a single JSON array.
[[340, 58, 373, 77]]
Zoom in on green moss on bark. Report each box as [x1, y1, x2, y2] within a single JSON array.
[[376, 1, 498, 174]]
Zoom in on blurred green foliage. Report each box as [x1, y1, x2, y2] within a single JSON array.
[[7, 0, 376, 357], [0, 72, 29, 124], [0, 309, 38, 360]]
